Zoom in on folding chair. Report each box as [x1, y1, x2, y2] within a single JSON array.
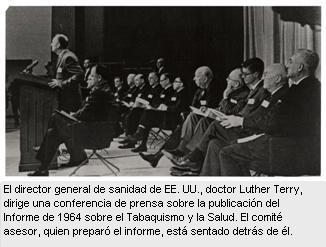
[[69, 120, 120, 176], [147, 112, 186, 149]]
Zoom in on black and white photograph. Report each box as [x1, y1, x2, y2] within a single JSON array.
[[5, 6, 321, 177]]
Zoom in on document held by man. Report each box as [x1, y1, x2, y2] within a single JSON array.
[[190, 106, 226, 120]]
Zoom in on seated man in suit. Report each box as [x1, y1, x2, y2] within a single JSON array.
[[123, 73, 138, 103], [114, 73, 138, 134], [113, 75, 128, 102], [219, 49, 320, 176], [163, 66, 220, 157], [28, 64, 115, 176]]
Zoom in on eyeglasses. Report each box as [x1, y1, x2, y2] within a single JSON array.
[[174, 80, 182, 83]]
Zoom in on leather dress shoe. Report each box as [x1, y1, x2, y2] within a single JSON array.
[[28, 169, 49, 176], [131, 144, 147, 153], [118, 142, 135, 149], [170, 158, 200, 172], [170, 168, 199, 176], [139, 152, 163, 168]]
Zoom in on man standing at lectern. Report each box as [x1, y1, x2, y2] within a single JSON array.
[[48, 34, 84, 112]]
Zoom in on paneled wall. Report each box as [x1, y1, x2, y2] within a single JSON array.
[[6, 7, 52, 75]]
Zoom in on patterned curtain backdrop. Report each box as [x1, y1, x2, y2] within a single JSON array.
[[243, 6, 321, 79]]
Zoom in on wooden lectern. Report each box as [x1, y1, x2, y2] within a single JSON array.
[[13, 73, 58, 171]]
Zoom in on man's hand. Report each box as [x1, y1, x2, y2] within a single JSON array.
[[200, 106, 207, 113], [223, 79, 238, 99], [48, 79, 62, 88], [223, 86, 233, 99], [220, 115, 243, 129]]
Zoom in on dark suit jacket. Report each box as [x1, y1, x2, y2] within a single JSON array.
[[217, 85, 250, 115], [152, 85, 175, 108], [243, 85, 290, 133], [167, 88, 189, 113], [191, 80, 220, 108], [56, 49, 84, 112], [73, 81, 114, 122], [146, 84, 163, 107], [238, 80, 269, 117], [136, 83, 151, 101], [266, 76, 320, 137], [123, 86, 138, 103], [114, 84, 129, 101]]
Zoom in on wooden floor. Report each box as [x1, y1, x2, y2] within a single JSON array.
[[6, 128, 173, 177]]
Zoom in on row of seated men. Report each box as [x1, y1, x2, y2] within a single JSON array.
[[132, 49, 320, 176], [28, 48, 320, 176]]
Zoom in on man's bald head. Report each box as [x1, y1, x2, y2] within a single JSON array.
[[194, 66, 213, 89], [227, 68, 243, 88], [263, 63, 288, 92], [127, 73, 136, 86]]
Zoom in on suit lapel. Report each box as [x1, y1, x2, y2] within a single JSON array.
[[248, 80, 263, 99], [56, 50, 67, 69]]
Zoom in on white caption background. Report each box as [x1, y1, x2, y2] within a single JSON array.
[[0, 181, 325, 246]]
